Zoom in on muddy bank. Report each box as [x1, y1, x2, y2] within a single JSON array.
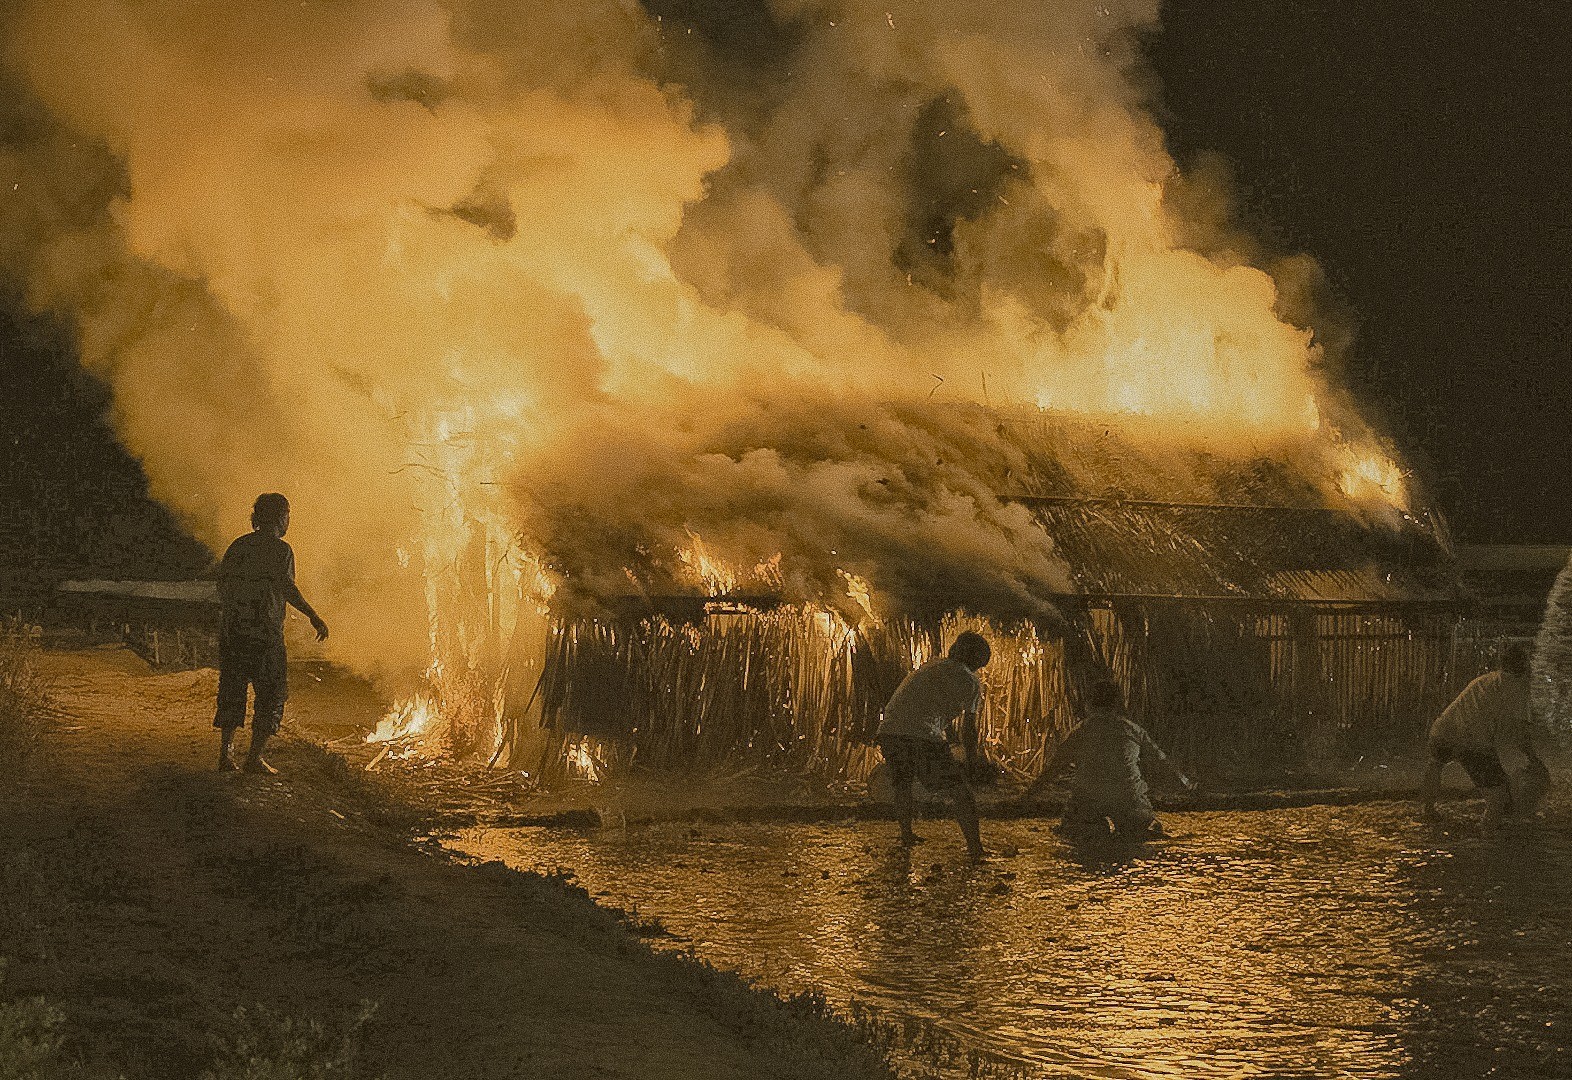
[[0, 646, 897, 1080]]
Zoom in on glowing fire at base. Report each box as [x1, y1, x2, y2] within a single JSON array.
[[367, 692, 441, 750], [564, 738, 605, 783]]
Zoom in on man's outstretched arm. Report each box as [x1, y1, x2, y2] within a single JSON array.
[[283, 580, 329, 641], [1138, 727, 1194, 790], [280, 550, 329, 641], [1041, 731, 1075, 778]]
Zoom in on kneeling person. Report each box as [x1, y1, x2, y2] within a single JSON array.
[[1046, 678, 1192, 840], [215, 493, 329, 774], [876, 632, 991, 860]]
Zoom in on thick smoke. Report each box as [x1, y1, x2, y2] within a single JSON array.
[[0, 0, 1404, 676]]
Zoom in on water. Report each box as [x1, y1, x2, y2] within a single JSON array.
[[448, 800, 1572, 1078]]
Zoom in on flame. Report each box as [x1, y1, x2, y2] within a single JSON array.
[[838, 569, 876, 624], [753, 552, 785, 591], [1336, 447, 1409, 509], [377, 406, 561, 759], [676, 533, 786, 598], [368, 692, 440, 746], [564, 737, 604, 783], [677, 532, 739, 597]]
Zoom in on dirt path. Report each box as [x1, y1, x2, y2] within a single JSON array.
[[0, 646, 893, 1080]]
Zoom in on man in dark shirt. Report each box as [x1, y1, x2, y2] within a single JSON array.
[[215, 493, 328, 773]]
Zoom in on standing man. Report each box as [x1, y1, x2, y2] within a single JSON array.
[[215, 493, 329, 774], [875, 631, 990, 860], [1420, 643, 1543, 825]]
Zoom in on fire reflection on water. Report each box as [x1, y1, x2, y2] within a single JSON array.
[[448, 800, 1572, 1079]]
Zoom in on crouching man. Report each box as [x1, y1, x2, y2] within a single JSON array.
[[215, 493, 329, 774], [1043, 678, 1194, 841], [875, 631, 991, 861], [1420, 643, 1543, 826]]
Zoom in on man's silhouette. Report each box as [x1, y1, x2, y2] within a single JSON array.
[[214, 493, 328, 774]]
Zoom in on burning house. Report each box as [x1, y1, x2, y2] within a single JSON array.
[[0, 3, 1496, 787], [389, 407, 1469, 789]]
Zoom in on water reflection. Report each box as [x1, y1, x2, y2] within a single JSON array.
[[450, 799, 1572, 1078], [1400, 819, 1572, 1079]]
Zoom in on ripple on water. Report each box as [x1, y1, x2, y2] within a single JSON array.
[[451, 799, 1572, 1079]]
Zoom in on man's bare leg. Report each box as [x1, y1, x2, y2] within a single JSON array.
[[217, 728, 239, 772], [952, 786, 985, 860], [1419, 759, 1445, 820], [1483, 784, 1511, 828], [894, 774, 920, 846], [244, 730, 279, 775]]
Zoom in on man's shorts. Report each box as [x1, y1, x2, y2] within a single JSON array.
[[214, 641, 288, 734], [1430, 738, 1508, 789], [878, 735, 968, 796]]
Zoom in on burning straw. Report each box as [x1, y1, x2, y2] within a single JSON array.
[[532, 609, 1077, 788]]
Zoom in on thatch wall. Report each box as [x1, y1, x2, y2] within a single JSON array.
[[525, 597, 1482, 786]]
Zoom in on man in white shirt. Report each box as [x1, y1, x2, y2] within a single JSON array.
[[1420, 643, 1543, 824], [875, 631, 990, 860]]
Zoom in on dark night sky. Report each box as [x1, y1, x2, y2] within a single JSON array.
[[1151, 0, 1571, 543], [1, 0, 1569, 586]]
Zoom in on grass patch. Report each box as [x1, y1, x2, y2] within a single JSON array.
[[201, 1001, 380, 1080], [0, 959, 69, 1080], [0, 960, 109, 1080], [2, 952, 380, 1080]]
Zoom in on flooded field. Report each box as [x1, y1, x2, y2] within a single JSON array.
[[449, 799, 1572, 1079]]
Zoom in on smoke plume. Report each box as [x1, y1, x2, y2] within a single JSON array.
[[0, 0, 1407, 677]]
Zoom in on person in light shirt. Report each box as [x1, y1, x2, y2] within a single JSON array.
[[1043, 677, 1193, 841], [1420, 643, 1545, 825], [875, 632, 990, 860]]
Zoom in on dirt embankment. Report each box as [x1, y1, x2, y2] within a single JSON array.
[[0, 646, 895, 1080]]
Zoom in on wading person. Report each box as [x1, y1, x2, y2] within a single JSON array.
[[875, 631, 990, 860], [215, 493, 329, 774], [1420, 643, 1543, 826], [1044, 678, 1193, 841]]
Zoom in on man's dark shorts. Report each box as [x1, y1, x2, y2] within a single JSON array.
[[1430, 738, 1508, 789], [878, 735, 968, 796], [214, 640, 288, 734]]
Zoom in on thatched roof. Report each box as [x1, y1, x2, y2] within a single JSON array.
[[1021, 498, 1455, 606], [595, 407, 1460, 619], [991, 412, 1457, 608]]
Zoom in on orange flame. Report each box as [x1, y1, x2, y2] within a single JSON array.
[[367, 693, 440, 747], [1336, 448, 1409, 509], [564, 738, 604, 783]]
